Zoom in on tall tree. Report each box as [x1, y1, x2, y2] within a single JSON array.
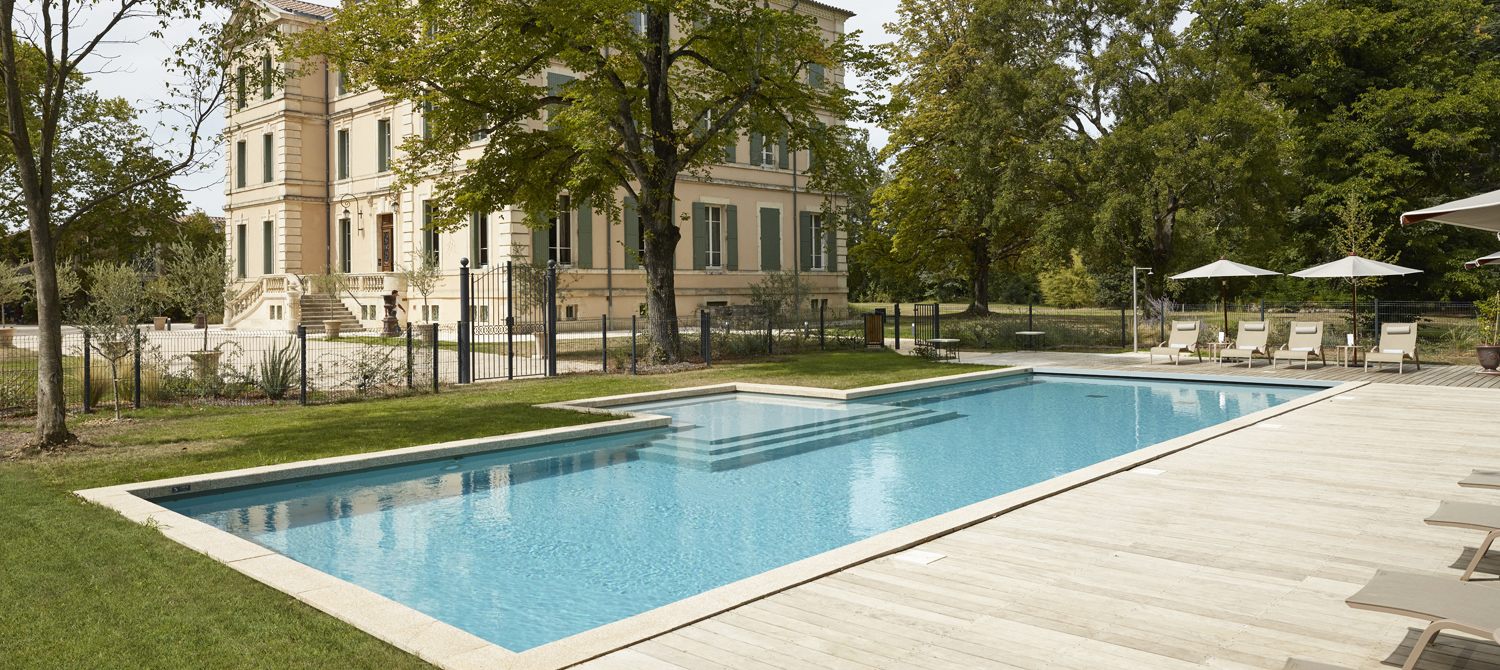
[[1233, 0, 1500, 300], [0, 3, 257, 445], [291, 0, 876, 362]]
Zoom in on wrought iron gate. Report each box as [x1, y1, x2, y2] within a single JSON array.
[[459, 259, 556, 381], [912, 302, 940, 343]]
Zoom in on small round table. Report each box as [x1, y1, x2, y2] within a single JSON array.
[[1333, 344, 1361, 367], [926, 338, 960, 361], [1203, 341, 1231, 362], [1015, 331, 1046, 351]]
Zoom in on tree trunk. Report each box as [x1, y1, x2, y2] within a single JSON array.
[[964, 238, 991, 317], [29, 221, 72, 442], [639, 191, 682, 364]]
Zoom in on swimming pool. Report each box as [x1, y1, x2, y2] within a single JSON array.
[[157, 372, 1315, 652]]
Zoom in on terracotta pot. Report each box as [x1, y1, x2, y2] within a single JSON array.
[[323, 320, 343, 339], [153, 317, 168, 331], [0, 327, 13, 348], [188, 350, 222, 378], [1478, 345, 1500, 374]]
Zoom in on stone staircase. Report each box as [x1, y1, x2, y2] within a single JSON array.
[[634, 404, 962, 471], [299, 294, 365, 334]]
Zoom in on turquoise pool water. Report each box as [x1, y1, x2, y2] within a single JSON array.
[[158, 373, 1316, 651]]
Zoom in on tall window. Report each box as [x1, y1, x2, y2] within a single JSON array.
[[262, 221, 274, 275], [235, 224, 247, 278], [377, 119, 391, 173], [472, 211, 489, 267], [628, 10, 645, 34], [810, 214, 825, 270], [705, 206, 722, 268], [235, 141, 246, 188], [339, 218, 352, 273], [422, 201, 440, 267], [761, 139, 775, 166], [235, 67, 247, 109], [261, 55, 274, 100], [262, 133, 273, 183], [336, 69, 346, 96], [336, 129, 349, 180], [549, 195, 572, 266]]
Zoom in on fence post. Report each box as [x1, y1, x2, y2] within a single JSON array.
[[1120, 303, 1127, 348], [1260, 299, 1265, 322], [458, 258, 470, 384], [932, 302, 940, 340], [630, 315, 637, 375], [1372, 297, 1380, 337], [432, 324, 440, 393], [132, 327, 141, 409], [819, 302, 825, 349], [298, 324, 307, 405], [894, 304, 900, 349], [82, 332, 91, 414], [545, 260, 558, 377], [602, 314, 609, 372], [700, 309, 710, 367], [1028, 301, 1034, 331], [406, 324, 413, 390], [506, 260, 514, 381]]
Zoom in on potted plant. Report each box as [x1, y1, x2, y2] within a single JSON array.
[[1478, 291, 1500, 375], [72, 262, 151, 418], [397, 250, 442, 345], [164, 238, 231, 372]]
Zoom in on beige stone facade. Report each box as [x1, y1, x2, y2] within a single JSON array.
[[223, 0, 853, 333]]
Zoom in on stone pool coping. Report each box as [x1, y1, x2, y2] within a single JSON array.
[[76, 366, 1362, 670]]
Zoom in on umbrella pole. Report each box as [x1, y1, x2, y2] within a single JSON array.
[[1352, 280, 1359, 348], [1222, 280, 1229, 334]]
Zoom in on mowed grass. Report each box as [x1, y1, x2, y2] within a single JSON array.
[[0, 350, 993, 669]]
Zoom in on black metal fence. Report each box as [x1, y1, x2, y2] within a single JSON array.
[[0, 323, 453, 417]]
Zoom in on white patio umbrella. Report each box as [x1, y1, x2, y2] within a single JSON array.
[[1402, 189, 1500, 233], [1465, 250, 1500, 270], [1289, 254, 1422, 346], [1169, 257, 1282, 332]]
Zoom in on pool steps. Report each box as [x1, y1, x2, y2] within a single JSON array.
[[636, 406, 962, 471]]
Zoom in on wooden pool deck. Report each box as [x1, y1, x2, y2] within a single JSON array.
[[577, 372, 1500, 669]]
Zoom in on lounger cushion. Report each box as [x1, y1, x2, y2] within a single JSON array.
[[1386, 325, 1411, 334], [1244, 323, 1266, 331], [1425, 501, 1500, 531], [1381, 349, 1408, 354], [1346, 570, 1500, 630], [1461, 470, 1500, 490], [1294, 326, 1318, 334], [1282, 660, 1355, 670], [1175, 323, 1196, 331], [1291, 347, 1315, 351]]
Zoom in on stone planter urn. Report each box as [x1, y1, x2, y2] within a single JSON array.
[[532, 331, 547, 359], [323, 320, 343, 339], [153, 317, 168, 331], [188, 350, 222, 379], [1478, 345, 1500, 375], [0, 327, 14, 348], [420, 325, 438, 347]]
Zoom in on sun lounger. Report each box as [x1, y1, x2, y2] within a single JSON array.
[[1425, 501, 1500, 581], [1283, 659, 1354, 670], [1149, 320, 1204, 365], [1345, 569, 1500, 670], [1220, 321, 1270, 368], [1272, 321, 1326, 369], [1461, 470, 1500, 489], [1365, 323, 1421, 373]]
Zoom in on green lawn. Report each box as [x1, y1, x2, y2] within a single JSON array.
[[0, 350, 993, 668]]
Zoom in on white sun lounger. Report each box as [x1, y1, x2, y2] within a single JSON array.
[[1365, 323, 1421, 373], [1272, 321, 1326, 369], [1220, 321, 1270, 368], [1149, 320, 1203, 365], [1425, 501, 1500, 580], [1345, 569, 1500, 670]]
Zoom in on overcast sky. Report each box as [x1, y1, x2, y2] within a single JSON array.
[[94, 1, 900, 217]]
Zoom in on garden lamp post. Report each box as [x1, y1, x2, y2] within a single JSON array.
[[1132, 267, 1152, 353]]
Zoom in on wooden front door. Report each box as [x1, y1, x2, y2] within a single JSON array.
[[378, 214, 394, 272]]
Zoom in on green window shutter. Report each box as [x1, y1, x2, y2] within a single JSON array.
[[749, 133, 762, 166], [263, 133, 273, 183], [624, 197, 640, 270], [340, 219, 352, 273], [809, 63, 824, 87], [236, 224, 246, 278], [778, 136, 789, 170], [691, 202, 707, 270], [725, 139, 736, 164], [336, 69, 346, 95], [262, 221, 274, 274], [825, 222, 837, 271], [759, 207, 779, 271], [377, 120, 390, 172], [469, 211, 480, 265], [235, 142, 246, 188], [546, 73, 574, 128], [532, 219, 548, 266], [576, 198, 593, 269], [336, 130, 348, 180], [799, 211, 814, 271], [725, 205, 738, 271], [262, 56, 274, 100]]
